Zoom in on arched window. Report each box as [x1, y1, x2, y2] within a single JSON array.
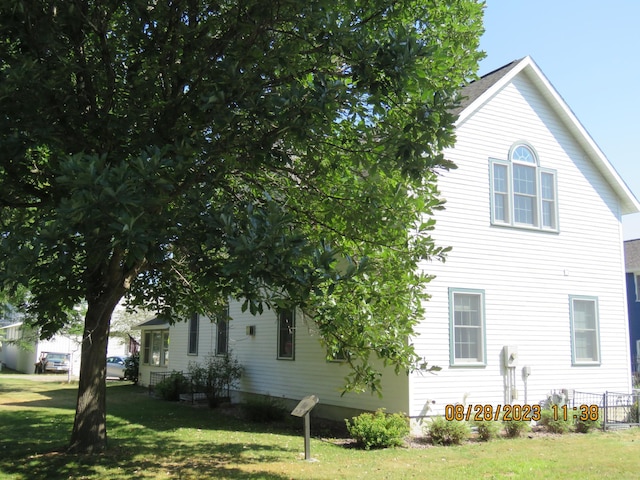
[[490, 144, 558, 230]]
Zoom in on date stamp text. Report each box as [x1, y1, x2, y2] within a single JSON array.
[[444, 404, 600, 422]]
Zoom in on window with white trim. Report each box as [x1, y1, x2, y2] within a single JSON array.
[[570, 296, 600, 365], [142, 330, 169, 366], [449, 288, 486, 366], [490, 144, 558, 231], [635, 274, 640, 302], [277, 309, 295, 360]]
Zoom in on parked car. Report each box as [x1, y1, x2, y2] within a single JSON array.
[[106, 356, 127, 380], [38, 352, 70, 373]]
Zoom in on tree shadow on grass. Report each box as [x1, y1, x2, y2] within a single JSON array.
[[1, 438, 294, 479], [0, 383, 309, 479]]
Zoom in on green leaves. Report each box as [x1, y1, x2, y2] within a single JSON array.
[[0, 0, 484, 393]]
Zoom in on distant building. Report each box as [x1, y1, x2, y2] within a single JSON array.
[[624, 239, 640, 375]]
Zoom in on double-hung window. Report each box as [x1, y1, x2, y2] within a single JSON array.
[[449, 288, 486, 366], [490, 144, 558, 231], [277, 309, 295, 360], [570, 296, 600, 365]]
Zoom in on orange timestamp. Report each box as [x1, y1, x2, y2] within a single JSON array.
[[445, 404, 541, 422], [551, 404, 599, 422], [444, 404, 600, 422]]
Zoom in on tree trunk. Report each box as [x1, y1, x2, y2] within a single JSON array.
[[67, 291, 123, 454]]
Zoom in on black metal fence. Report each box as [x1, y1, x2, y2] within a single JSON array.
[[147, 370, 231, 404], [570, 390, 640, 429], [148, 371, 173, 392]]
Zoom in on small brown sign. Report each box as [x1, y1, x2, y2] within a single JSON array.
[[291, 395, 319, 417]]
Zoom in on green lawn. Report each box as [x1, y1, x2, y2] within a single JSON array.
[[1, 373, 640, 479]]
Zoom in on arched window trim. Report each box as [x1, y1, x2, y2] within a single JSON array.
[[509, 142, 539, 165]]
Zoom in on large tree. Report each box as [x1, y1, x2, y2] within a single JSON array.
[[0, 0, 484, 453]]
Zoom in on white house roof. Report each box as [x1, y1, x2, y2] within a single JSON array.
[[135, 317, 169, 329], [0, 322, 23, 330], [454, 56, 640, 215]]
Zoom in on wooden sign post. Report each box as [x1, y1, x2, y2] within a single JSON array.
[[291, 395, 319, 461]]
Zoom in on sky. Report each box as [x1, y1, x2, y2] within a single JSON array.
[[478, 0, 640, 240]]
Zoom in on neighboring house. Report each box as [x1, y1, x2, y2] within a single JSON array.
[[137, 57, 640, 424], [0, 322, 82, 374], [624, 239, 640, 375], [0, 322, 134, 375]]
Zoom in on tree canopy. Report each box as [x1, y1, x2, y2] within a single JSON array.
[[0, 0, 484, 452]]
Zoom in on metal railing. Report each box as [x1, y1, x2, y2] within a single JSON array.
[[147, 370, 232, 404], [570, 390, 640, 429]]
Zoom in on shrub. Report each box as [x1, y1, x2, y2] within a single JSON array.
[[155, 371, 189, 401], [627, 401, 639, 423], [503, 419, 530, 438], [346, 409, 410, 450], [539, 409, 571, 434], [241, 396, 287, 423], [426, 416, 470, 446], [188, 354, 243, 408], [474, 420, 501, 441], [574, 416, 601, 433]]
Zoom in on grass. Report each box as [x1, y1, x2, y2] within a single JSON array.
[[2, 373, 640, 479]]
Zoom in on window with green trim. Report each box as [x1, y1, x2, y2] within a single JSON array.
[[570, 296, 600, 365], [490, 144, 558, 231], [449, 288, 486, 366]]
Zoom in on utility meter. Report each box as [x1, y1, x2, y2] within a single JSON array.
[[503, 345, 518, 368]]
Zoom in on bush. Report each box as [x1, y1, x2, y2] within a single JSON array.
[[627, 401, 639, 423], [124, 353, 139, 384], [426, 416, 470, 446], [574, 416, 601, 433], [346, 409, 410, 450], [539, 409, 571, 434], [155, 371, 189, 401], [503, 419, 530, 438], [188, 354, 243, 408], [474, 420, 502, 441], [241, 396, 287, 423]]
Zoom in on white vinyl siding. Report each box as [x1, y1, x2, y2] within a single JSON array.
[[570, 296, 601, 365], [409, 72, 631, 419], [201, 300, 410, 417], [153, 65, 634, 424], [449, 288, 486, 366]]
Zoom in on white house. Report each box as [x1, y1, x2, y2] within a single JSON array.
[[0, 322, 133, 376], [137, 57, 640, 424], [0, 322, 83, 375]]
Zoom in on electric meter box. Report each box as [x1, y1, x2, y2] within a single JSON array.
[[503, 345, 518, 368]]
